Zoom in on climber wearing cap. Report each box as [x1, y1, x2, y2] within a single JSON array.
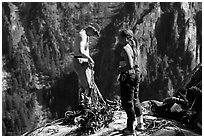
[[117, 29, 145, 135], [73, 23, 101, 106]]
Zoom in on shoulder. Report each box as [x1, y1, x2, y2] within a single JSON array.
[[123, 44, 133, 53], [121, 44, 133, 57], [130, 39, 136, 46], [78, 29, 87, 40]]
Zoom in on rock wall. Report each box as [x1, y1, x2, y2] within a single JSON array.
[[2, 2, 201, 135]]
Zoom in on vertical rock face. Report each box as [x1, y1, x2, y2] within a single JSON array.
[[2, 2, 201, 136], [152, 2, 201, 99]]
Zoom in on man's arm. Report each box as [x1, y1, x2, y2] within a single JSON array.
[[79, 32, 94, 64]]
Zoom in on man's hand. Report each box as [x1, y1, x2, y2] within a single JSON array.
[[89, 62, 95, 68], [88, 57, 94, 63], [88, 57, 95, 68]]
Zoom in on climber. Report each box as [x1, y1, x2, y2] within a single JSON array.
[[73, 23, 101, 107], [117, 29, 145, 135]]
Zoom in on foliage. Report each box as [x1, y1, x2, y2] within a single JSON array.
[[2, 2, 202, 136]]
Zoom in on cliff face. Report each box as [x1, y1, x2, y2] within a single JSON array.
[[95, 2, 202, 101], [138, 2, 202, 101], [2, 2, 202, 135]]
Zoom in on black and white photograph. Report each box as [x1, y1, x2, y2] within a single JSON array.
[[1, 2, 202, 136]]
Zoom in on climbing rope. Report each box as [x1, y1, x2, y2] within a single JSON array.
[[141, 117, 186, 136], [89, 63, 106, 105]]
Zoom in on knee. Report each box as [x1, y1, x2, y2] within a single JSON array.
[[135, 110, 142, 117], [123, 101, 134, 111], [134, 104, 142, 117]]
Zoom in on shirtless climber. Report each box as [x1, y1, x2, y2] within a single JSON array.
[[73, 23, 101, 106]]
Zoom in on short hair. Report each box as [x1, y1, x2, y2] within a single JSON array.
[[120, 29, 133, 39]]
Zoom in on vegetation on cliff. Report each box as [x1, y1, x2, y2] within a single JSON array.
[[2, 2, 202, 135]]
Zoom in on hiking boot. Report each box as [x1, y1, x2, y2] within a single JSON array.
[[135, 123, 145, 131], [120, 127, 135, 136]]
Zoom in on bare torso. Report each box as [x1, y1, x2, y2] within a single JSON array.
[[73, 29, 90, 58]]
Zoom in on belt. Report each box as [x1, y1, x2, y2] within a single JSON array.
[[121, 68, 135, 74], [74, 55, 84, 58]]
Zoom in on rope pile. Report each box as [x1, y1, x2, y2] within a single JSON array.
[[139, 117, 186, 136], [63, 100, 120, 135]]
